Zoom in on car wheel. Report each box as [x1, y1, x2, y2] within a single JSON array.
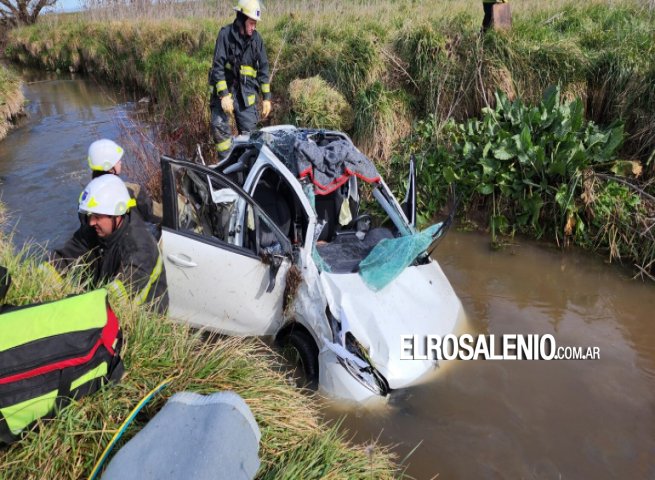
[[278, 329, 319, 391]]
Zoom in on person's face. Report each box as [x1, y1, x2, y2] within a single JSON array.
[[109, 160, 122, 175], [88, 213, 119, 237], [244, 18, 257, 36]]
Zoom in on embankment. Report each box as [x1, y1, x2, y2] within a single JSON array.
[[5, 1, 654, 164], [0, 65, 24, 140]]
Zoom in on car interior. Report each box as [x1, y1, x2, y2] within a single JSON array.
[[251, 168, 306, 247], [170, 135, 404, 273], [173, 164, 279, 256], [314, 184, 396, 274]]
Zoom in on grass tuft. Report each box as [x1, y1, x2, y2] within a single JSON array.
[[288, 75, 353, 131], [0, 65, 25, 140]]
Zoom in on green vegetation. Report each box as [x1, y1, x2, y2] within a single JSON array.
[[394, 86, 654, 276], [0, 219, 397, 479], [0, 64, 24, 140], [288, 76, 353, 131], [1, 0, 653, 276], [5, 1, 652, 163]]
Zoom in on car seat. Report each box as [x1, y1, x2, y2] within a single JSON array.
[[314, 190, 342, 242], [252, 175, 291, 247]]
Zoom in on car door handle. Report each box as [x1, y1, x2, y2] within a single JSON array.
[[167, 254, 197, 268]]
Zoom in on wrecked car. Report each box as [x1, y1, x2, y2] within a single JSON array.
[[159, 126, 466, 403]]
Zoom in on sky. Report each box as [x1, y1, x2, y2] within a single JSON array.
[[50, 0, 83, 13]]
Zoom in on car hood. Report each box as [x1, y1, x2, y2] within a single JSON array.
[[319, 260, 465, 389]]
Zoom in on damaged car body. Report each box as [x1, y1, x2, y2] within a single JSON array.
[[160, 126, 466, 403]]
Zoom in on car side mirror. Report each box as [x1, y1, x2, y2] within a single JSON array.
[[401, 155, 416, 227]]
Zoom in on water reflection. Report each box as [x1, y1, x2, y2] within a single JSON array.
[[325, 231, 655, 479], [0, 72, 134, 247]]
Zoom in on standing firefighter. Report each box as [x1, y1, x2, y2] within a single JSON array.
[[209, 0, 272, 159]]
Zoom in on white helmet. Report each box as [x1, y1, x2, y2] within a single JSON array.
[[79, 175, 136, 216], [88, 139, 124, 172], [234, 0, 262, 21]]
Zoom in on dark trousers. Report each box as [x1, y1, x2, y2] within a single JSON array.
[[210, 91, 259, 159], [482, 3, 494, 32]]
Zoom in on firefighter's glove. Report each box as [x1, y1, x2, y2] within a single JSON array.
[[262, 100, 272, 119], [221, 94, 234, 115]]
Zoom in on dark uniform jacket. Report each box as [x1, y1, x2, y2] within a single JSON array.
[[54, 212, 168, 312], [209, 21, 271, 109]]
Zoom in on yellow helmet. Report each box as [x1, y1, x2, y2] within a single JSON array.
[[234, 0, 262, 21]]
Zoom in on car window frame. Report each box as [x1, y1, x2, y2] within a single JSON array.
[[160, 155, 293, 260]]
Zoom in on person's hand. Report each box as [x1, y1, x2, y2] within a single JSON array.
[[221, 94, 234, 115], [262, 100, 272, 119]]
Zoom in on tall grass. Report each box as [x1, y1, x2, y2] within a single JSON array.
[[7, 0, 653, 167], [2, 0, 654, 275], [0, 64, 24, 140], [288, 75, 354, 131], [0, 215, 398, 478]]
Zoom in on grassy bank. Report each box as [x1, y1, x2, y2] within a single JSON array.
[[0, 222, 397, 478], [2, 0, 653, 276], [0, 64, 24, 140], [4, 1, 654, 165]]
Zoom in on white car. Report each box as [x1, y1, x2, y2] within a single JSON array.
[[159, 126, 465, 403]]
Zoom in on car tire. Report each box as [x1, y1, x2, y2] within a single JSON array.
[[279, 329, 319, 391]]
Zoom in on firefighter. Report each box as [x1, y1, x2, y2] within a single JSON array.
[[52, 174, 168, 313], [87, 138, 161, 225], [208, 0, 271, 159]]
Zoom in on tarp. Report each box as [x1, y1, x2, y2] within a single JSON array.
[[358, 223, 443, 291], [102, 391, 260, 480]]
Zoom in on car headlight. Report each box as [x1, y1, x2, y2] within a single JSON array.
[[327, 308, 389, 396]]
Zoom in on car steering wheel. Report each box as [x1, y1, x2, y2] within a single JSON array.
[[350, 213, 372, 234]]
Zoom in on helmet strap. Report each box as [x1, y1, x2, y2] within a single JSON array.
[[112, 215, 124, 232]]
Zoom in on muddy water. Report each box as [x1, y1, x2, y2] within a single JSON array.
[[325, 232, 655, 479], [2, 73, 654, 479], [0, 70, 134, 248]]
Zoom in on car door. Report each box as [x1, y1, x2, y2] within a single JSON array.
[[159, 156, 293, 336]]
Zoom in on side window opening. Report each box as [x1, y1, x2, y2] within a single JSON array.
[[252, 168, 307, 247], [167, 160, 293, 259], [173, 164, 238, 245]]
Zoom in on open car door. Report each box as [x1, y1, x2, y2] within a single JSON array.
[[159, 156, 293, 336]]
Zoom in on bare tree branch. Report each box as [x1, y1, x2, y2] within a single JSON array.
[[0, 0, 57, 27]]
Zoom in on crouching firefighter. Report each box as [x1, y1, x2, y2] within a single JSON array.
[[208, 0, 272, 160], [48, 175, 169, 313]]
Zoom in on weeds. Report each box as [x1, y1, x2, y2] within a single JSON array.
[[5, 1, 655, 165], [0, 64, 25, 140], [0, 217, 398, 479], [397, 85, 655, 276]]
